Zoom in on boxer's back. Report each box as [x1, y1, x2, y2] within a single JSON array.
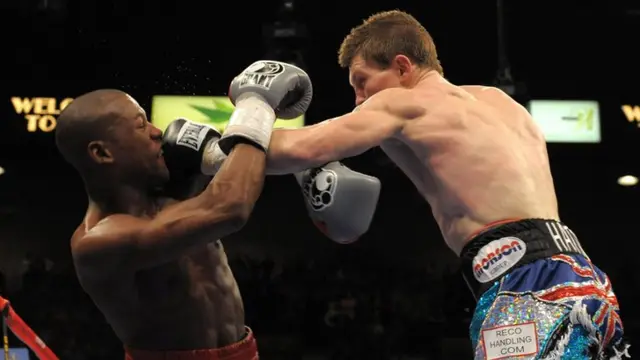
[[72, 212, 246, 350], [382, 78, 559, 254]]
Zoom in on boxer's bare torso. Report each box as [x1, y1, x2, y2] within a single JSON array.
[[371, 74, 559, 254], [72, 200, 245, 351]]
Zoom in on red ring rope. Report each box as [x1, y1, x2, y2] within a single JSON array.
[[0, 296, 59, 360]]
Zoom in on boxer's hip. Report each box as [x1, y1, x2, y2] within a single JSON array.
[[460, 219, 628, 359], [459, 218, 590, 299], [124, 327, 258, 360]]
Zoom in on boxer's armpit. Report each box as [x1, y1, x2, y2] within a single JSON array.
[[266, 110, 402, 174]]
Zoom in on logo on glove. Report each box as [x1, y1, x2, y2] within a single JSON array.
[[301, 168, 337, 211], [176, 121, 210, 151], [238, 61, 285, 90]]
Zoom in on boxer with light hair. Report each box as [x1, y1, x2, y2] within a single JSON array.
[[207, 10, 629, 360]]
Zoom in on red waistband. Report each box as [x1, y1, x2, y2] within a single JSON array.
[[124, 327, 258, 360]]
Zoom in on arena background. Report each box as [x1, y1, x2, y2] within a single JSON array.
[[0, 0, 638, 358]]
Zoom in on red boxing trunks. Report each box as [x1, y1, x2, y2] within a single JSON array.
[[124, 327, 258, 360]]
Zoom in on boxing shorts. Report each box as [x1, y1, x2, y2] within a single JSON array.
[[460, 219, 630, 360], [124, 327, 258, 360]]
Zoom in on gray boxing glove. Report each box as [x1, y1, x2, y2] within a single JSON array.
[[221, 60, 313, 154], [295, 162, 381, 244]]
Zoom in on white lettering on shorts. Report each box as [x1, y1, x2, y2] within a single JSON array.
[[544, 221, 588, 257], [482, 322, 538, 360], [472, 237, 526, 283]]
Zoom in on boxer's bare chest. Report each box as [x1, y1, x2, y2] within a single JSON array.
[[135, 200, 242, 320], [135, 240, 238, 311], [123, 240, 245, 347]]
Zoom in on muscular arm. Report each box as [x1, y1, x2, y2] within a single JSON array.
[[73, 144, 266, 273], [266, 109, 403, 174], [164, 174, 213, 201]]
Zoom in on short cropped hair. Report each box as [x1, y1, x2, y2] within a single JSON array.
[[55, 89, 124, 168], [338, 10, 443, 75]]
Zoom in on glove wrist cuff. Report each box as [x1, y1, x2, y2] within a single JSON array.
[[219, 96, 276, 153], [200, 141, 227, 175]]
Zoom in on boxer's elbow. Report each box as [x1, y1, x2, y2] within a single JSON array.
[[205, 185, 253, 230], [225, 196, 255, 227], [210, 201, 251, 232]]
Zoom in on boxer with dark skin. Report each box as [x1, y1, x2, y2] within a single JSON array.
[[55, 89, 264, 356]]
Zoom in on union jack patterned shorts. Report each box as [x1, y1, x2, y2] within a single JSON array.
[[469, 254, 629, 360]]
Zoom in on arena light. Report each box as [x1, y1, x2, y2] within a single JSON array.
[[527, 100, 601, 143], [0, 166, 4, 176], [617, 175, 638, 187]]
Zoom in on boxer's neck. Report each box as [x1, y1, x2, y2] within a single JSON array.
[[85, 180, 160, 218], [412, 69, 440, 87]]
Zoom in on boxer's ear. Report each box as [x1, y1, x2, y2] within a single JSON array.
[[87, 141, 114, 164], [392, 55, 412, 77]]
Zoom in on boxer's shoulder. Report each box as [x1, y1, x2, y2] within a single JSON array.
[[360, 88, 406, 108], [72, 213, 145, 267], [459, 85, 504, 94], [362, 88, 427, 120], [459, 85, 521, 110], [458, 85, 532, 126]]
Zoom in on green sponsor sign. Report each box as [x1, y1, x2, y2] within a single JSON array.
[[151, 95, 305, 132], [527, 100, 600, 143]]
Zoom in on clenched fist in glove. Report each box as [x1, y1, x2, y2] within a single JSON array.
[[162, 118, 226, 179], [295, 162, 381, 244], [220, 60, 313, 154]]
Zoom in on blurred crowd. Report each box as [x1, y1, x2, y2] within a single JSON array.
[[1, 251, 637, 359]]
